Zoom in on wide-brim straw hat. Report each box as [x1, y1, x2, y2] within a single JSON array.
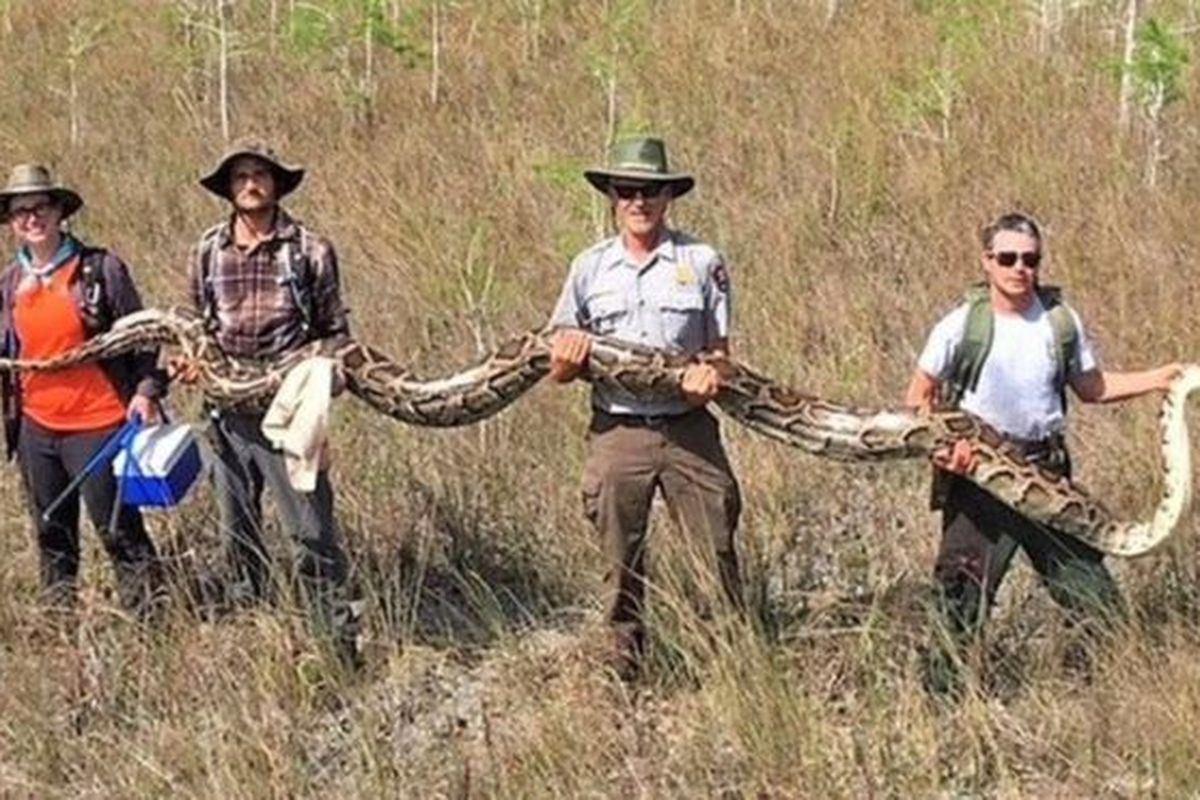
[[0, 164, 84, 222], [583, 136, 695, 198], [199, 139, 305, 200]]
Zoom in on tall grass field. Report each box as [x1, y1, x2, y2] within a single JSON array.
[[2, 1, 1200, 796]]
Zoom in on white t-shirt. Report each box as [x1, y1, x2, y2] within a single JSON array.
[[917, 296, 1097, 440]]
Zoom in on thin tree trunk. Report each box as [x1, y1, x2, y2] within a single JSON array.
[[1117, 0, 1140, 132], [216, 0, 230, 141], [68, 54, 79, 147], [430, 0, 441, 106], [1145, 88, 1165, 188], [363, 2, 375, 126]]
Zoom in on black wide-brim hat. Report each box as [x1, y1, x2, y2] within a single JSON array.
[[0, 164, 84, 222], [199, 139, 305, 200], [583, 136, 694, 198]]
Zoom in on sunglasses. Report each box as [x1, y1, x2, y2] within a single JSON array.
[[610, 182, 666, 200], [8, 200, 56, 222], [989, 250, 1042, 269]]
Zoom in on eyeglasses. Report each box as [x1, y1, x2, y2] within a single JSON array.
[[8, 201, 56, 222], [611, 183, 666, 200], [989, 250, 1042, 269]]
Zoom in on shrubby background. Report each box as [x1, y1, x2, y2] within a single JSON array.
[[2, 1, 1200, 796]]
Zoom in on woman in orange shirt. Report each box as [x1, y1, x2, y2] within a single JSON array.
[[0, 165, 166, 618]]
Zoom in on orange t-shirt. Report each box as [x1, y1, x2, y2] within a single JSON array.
[[12, 257, 127, 431]]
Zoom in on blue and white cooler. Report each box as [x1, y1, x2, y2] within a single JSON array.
[[112, 423, 203, 507]]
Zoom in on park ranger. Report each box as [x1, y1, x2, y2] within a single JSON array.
[[548, 137, 741, 681]]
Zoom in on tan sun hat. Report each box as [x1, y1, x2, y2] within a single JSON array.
[[199, 138, 305, 200], [583, 137, 694, 198], [0, 164, 84, 223]]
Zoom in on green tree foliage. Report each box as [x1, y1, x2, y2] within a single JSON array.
[[1129, 16, 1188, 111], [1125, 16, 1188, 186]]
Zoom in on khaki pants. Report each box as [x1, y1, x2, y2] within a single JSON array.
[[581, 408, 742, 671]]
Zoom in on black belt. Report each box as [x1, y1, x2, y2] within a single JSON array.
[[1009, 432, 1066, 459], [594, 408, 698, 429]]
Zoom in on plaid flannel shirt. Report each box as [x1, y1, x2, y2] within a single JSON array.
[[187, 209, 350, 359]]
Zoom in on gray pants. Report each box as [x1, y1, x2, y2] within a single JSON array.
[[17, 417, 161, 615], [209, 411, 358, 655]]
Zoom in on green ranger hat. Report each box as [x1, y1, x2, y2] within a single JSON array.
[[0, 164, 84, 222], [583, 136, 695, 198], [199, 138, 305, 201]]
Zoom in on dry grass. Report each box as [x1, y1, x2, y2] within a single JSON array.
[[2, 0, 1200, 796]]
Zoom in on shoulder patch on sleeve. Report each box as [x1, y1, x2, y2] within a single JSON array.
[[712, 259, 730, 293]]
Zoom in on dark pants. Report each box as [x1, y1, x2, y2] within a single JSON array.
[[927, 442, 1122, 691], [581, 408, 742, 677], [17, 417, 161, 616], [209, 411, 359, 660]]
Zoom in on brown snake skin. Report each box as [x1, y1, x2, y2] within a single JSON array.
[[0, 307, 1195, 558]]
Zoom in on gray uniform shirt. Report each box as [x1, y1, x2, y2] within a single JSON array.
[[548, 229, 731, 416]]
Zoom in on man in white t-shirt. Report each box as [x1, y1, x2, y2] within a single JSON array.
[[905, 211, 1180, 693]]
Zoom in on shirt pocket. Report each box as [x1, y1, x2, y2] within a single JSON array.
[[654, 290, 705, 350], [584, 292, 628, 336]]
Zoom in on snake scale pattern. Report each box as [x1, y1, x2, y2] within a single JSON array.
[[1, 307, 1196, 558]]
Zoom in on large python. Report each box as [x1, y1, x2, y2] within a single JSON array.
[[0, 307, 1195, 558]]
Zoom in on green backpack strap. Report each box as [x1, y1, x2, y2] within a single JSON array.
[[1038, 285, 1079, 402], [943, 285, 992, 408], [944, 283, 1078, 409]]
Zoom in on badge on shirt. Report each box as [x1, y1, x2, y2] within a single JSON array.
[[712, 260, 730, 293], [674, 262, 697, 285]]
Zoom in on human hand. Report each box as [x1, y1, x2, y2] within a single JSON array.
[[932, 438, 975, 475], [549, 329, 591, 383], [680, 362, 721, 407], [1155, 362, 1185, 391], [167, 354, 201, 384]]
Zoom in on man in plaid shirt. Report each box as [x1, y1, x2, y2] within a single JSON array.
[[181, 139, 360, 670]]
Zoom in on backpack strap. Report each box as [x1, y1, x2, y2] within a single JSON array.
[[943, 285, 992, 408], [198, 223, 224, 333], [77, 246, 111, 334], [1038, 285, 1079, 405], [277, 224, 315, 335]]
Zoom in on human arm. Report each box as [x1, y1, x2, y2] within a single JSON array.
[[169, 240, 208, 385], [1069, 363, 1183, 404], [100, 252, 167, 422], [546, 255, 592, 384], [309, 235, 351, 342], [905, 365, 973, 473], [904, 368, 940, 410], [680, 252, 734, 407]]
